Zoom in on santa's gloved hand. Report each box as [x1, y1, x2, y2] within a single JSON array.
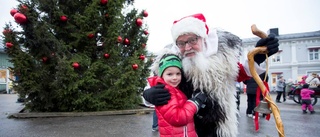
[[189, 90, 207, 109], [143, 84, 170, 106], [254, 33, 279, 65]]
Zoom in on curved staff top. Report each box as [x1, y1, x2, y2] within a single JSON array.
[[248, 24, 285, 137]]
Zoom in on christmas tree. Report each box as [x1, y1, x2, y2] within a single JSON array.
[[2, 0, 152, 112]]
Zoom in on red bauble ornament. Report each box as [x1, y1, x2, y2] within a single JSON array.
[[117, 36, 122, 43], [139, 55, 145, 60], [2, 29, 11, 35], [87, 33, 94, 39], [132, 64, 138, 70], [100, 0, 108, 5], [104, 53, 110, 59], [60, 15, 68, 22], [105, 14, 109, 18], [20, 5, 28, 12], [42, 57, 48, 63], [72, 62, 80, 69], [142, 43, 146, 48], [6, 42, 13, 48], [143, 10, 148, 17], [14, 13, 27, 24], [143, 30, 149, 35], [123, 38, 130, 45], [10, 9, 18, 16], [136, 18, 143, 27]]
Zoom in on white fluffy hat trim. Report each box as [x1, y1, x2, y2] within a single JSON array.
[[204, 28, 219, 56], [171, 13, 208, 42]]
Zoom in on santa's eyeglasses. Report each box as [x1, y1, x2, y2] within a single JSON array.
[[176, 36, 199, 48]]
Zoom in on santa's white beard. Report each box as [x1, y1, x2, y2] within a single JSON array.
[[181, 47, 240, 137], [182, 51, 210, 82], [181, 48, 238, 93]]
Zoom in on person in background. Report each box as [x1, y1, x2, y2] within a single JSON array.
[[306, 73, 320, 88], [298, 75, 307, 86], [147, 53, 207, 137], [285, 79, 294, 99], [300, 84, 315, 114], [8, 80, 13, 94], [282, 79, 287, 102], [243, 72, 268, 119], [275, 76, 285, 103], [151, 106, 158, 132]]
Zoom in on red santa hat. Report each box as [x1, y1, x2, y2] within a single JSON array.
[[171, 13, 219, 56], [171, 13, 209, 41]]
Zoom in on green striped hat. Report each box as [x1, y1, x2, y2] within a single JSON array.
[[158, 54, 182, 77]]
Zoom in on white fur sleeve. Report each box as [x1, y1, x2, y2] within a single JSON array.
[[142, 82, 155, 107], [243, 59, 266, 77]]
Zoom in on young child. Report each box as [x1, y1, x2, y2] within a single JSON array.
[[300, 84, 315, 114], [146, 54, 207, 137]]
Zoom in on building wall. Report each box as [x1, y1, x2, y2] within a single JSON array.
[[242, 30, 320, 88], [0, 53, 12, 67], [0, 51, 13, 93]]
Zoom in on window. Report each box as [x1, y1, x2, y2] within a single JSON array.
[[309, 48, 319, 61], [271, 53, 281, 63]]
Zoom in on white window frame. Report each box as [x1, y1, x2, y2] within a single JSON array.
[[308, 48, 319, 61], [271, 52, 282, 63]]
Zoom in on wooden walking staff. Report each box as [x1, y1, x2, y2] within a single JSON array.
[[248, 24, 285, 137]]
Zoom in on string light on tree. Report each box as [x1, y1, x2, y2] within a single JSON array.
[[96, 33, 104, 47]]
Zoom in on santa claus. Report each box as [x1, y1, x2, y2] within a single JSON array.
[[143, 13, 279, 137]]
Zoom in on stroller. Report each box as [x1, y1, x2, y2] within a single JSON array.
[[288, 84, 319, 105]]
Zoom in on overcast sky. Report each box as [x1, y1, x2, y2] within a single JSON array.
[[2, 0, 320, 54]]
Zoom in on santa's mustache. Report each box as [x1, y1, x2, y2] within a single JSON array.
[[183, 50, 197, 57]]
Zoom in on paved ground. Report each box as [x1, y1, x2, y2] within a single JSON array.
[[1, 93, 320, 137]]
